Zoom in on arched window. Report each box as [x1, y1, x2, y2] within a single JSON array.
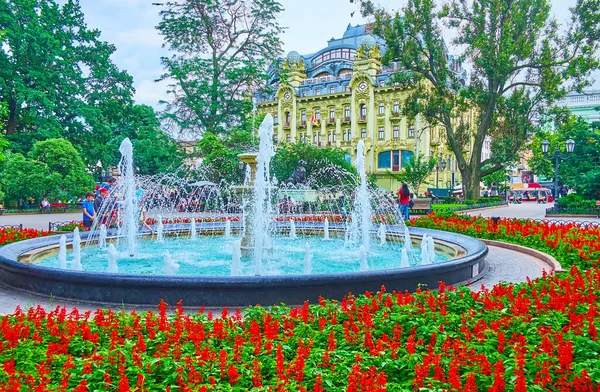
[[360, 104, 366, 120], [378, 102, 384, 115]]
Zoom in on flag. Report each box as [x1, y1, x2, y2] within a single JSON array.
[[311, 113, 320, 127]]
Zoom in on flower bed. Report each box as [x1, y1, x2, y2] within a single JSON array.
[[410, 213, 600, 270], [0, 227, 51, 246], [0, 214, 598, 389]]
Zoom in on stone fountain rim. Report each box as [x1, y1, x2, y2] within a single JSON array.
[[0, 225, 485, 287]]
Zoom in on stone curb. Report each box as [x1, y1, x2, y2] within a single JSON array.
[[480, 239, 564, 273], [545, 215, 598, 219]]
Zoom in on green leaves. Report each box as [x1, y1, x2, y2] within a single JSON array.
[[359, 0, 600, 201], [156, 0, 285, 137], [387, 154, 436, 194]]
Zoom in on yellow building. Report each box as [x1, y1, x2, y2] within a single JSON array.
[[256, 24, 466, 194]]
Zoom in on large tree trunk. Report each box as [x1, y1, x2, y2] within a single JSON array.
[[6, 98, 19, 135], [462, 167, 482, 201]]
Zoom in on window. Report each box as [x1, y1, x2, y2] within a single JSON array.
[[315, 88, 321, 96], [344, 106, 350, 119], [361, 128, 367, 139], [393, 101, 399, 113], [329, 87, 335, 94], [329, 108, 335, 121], [301, 110, 306, 124], [378, 150, 415, 170], [345, 86, 350, 92], [315, 109, 320, 121], [408, 124, 415, 138], [393, 126, 399, 139], [300, 132, 305, 142], [379, 80, 385, 87], [392, 151, 400, 171], [328, 131, 332, 143], [360, 104, 366, 119], [378, 102, 385, 115], [378, 127, 384, 139], [348, 129, 352, 140], [343, 130, 347, 142], [286, 134, 291, 142], [285, 112, 290, 125], [313, 133, 317, 143], [333, 131, 336, 142], [302, 90, 307, 97], [273, 113, 278, 124]]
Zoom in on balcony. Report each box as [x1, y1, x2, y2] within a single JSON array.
[[298, 120, 306, 127], [283, 122, 291, 129], [328, 118, 335, 124], [342, 116, 351, 123], [430, 137, 441, 146], [358, 116, 367, 123]]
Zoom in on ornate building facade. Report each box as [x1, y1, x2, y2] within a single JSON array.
[[256, 24, 469, 193]]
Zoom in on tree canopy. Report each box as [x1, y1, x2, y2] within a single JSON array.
[[156, 0, 285, 137], [528, 116, 600, 199], [358, 0, 600, 200]]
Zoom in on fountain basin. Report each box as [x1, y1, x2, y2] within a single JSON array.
[[0, 224, 487, 307]]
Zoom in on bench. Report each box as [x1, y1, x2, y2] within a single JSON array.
[[596, 200, 600, 218], [411, 198, 432, 215], [40, 203, 78, 213]]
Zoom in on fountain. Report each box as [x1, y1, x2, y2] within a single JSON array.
[[289, 219, 297, 239], [71, 228, 83, 271], [0, 115, 488, 307], [58, 235, 67, 269], [107, 244, 119, 273]]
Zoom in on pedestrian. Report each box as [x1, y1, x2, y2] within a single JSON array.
[[82, 192, 96, 231], [96, 177, 117, 197], [396, 183, 411, 220], [41, 197, 51, 214]]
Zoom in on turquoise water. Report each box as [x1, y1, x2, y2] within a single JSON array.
[[36, 236, 450, 276]]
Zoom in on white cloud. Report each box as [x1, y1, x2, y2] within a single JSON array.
[[134, 78, 169, 107]]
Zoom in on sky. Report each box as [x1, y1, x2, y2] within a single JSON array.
[[78, 0, 580, 110]]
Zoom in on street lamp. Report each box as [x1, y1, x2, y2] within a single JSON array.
[[435, 156, 447, 190], [541, 138, 575, 209]]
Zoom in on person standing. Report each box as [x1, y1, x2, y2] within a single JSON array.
[[82, 192, 96, 231], [396, 183, 411, 220]]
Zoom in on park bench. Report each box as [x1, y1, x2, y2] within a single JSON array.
[[596, 200, 600, 218], [410, 198, 432, 215], [40, 203, 69, 213]]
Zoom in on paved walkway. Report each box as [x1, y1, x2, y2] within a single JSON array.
[[463, 201, 600, 223], [0, 245, 550, 314]]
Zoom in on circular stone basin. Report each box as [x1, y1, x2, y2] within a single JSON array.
[[0, 223, 488, 307]]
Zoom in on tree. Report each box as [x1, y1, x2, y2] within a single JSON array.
[[195, 129, 257, 184], [529, 116, 600, 199], [0, 0, 134, 149], [386, 154, 436, 196], [0, 153, 55, 204], [271, 142, 357, 188], [358, 0, 600, 200], [156, 0, 285, 137], [28, 139, 94, 201]]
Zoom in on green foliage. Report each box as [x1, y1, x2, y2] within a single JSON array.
[[556, 194, 597, 210], [195, 130, 258, 184], [528, 117, 600, 199], [271, 142, 357, 187], [481, 170, 509, 190], [156, 0, 285, 136], [386, 154, 436, 195], [28, 139, 94, 201], [0, 153, 55, 203], [359, 0, 600, 201], [0, 0, 135, 139]]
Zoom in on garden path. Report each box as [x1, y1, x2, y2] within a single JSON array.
[[0, 245, 548, 315]]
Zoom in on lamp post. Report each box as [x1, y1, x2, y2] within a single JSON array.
[[435, 155, 447, 190], [504, 168, 512, 203], [541, 138, 575, 210]]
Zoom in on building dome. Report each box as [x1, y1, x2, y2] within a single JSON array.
[[287, 51, 301, 62], [360, 35, 377, 48]]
